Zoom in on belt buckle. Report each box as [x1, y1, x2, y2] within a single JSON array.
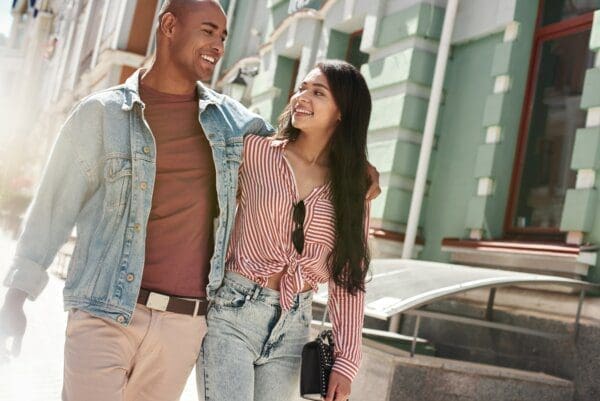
[[147, 292, 170, 311], [190, 299, 202, 317]]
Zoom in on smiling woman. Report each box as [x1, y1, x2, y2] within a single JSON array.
[[202, 60, 373, 401]]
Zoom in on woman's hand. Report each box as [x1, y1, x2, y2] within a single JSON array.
[[324, 371, 352, 401], [366, 162, 381, 200]]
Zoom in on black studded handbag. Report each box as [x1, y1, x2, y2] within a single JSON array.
[[300, 329, 335, 400]]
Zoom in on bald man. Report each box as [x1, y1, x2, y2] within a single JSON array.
[[0, 1, 273, 400]]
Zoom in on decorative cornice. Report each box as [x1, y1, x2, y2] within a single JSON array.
[[259, 9, 321, 54]]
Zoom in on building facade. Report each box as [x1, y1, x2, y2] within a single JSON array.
[[213, 0, 600, 401], [1, 0, 600, 399], [0, 0, 166, 235], [216, 1, 600, 399], [8, 1, 599, 282], [218, 0, 600, 288]]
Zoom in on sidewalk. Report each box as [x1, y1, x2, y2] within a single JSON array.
[[0, 230, 198, 401]]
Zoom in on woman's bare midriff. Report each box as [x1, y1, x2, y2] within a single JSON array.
[[265, 270, 313, 292]]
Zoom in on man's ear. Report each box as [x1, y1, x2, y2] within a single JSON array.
[[159, 12, 177, 38]]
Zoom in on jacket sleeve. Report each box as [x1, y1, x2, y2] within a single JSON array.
[[254, 118, 275, 137], [245, 113, 275, 138], [3, 103, 97, 300]]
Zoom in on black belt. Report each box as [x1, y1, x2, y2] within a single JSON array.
[[137, 288, 208, 317]]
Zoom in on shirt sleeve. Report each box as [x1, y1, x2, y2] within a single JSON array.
[[328, 202, 370, 381], [3, 103, 97, 300]]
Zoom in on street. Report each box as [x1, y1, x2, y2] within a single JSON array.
[[0, 230, 199, 401]]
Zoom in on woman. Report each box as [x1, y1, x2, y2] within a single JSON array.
[[201, 60, 371, 401]]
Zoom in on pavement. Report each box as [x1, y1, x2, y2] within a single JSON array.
[[0, 229, 199, 401]]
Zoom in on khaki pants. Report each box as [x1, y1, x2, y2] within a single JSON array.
[[62, 304, 206, 401]]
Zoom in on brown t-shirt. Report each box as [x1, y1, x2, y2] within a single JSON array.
[[139, 81, 216, 298]]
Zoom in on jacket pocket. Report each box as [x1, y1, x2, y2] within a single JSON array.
[[103, 155, 132, 216]]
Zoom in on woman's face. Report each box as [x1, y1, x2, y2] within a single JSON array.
[[290, 68, 341, 137]]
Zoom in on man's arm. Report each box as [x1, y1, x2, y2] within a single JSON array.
[[3, 107, 95, 300], [247, 115, 275, 138], [257, 119, 276, 137], [0, 103, 97, 356], [242, 108, 379, 197], [366, 162, 381, 200]]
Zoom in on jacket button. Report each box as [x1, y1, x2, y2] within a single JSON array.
[[116, 315, 126, 324], [134, 224, 141, 232], [143, 146, 151, 154], [126, 273, 135, 282], [140, 182, 148, 190]]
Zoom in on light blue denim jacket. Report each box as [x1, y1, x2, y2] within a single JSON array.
[[3, 69, 273, 325]]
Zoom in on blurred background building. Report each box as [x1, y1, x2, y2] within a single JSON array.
[[1, 1, 600, 400]]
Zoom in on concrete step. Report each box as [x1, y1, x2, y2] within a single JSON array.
[[353, 339, 574, 401]]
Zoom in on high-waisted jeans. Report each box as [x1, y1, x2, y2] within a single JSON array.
[[199, 271, 313, 401]]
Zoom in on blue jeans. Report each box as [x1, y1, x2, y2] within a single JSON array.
[[200, 272, 313, 401]]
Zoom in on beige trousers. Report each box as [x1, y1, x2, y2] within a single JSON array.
[[62, 304, 206, 401]]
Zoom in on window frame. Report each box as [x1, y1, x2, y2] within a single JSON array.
[[503, 0, 595, 241], [345, 29, 368, 68], [287, 58, 300, 100]]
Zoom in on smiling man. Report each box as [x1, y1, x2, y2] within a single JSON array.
[[0, 1, 273, 400]]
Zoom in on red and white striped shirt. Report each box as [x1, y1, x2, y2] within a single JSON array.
[[226, 134, 369, 381]]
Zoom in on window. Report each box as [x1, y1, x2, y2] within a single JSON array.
[[78, 0, 106, 73], [269, 56, 299, 123], [288, 0, 326, 13], [541, 0, 599, 25], [504, 0, 598, 240], [326, 29, 369, 69], [125, 0, 159, 55], [288, 58, 300, 100], [346, 30, 369, 69], [220, 0, 231, 12]]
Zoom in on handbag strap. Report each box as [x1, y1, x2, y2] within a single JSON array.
[[318, 304, 335, 348]]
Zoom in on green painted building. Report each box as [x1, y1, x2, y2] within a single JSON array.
[[213, 2, 600, 398], [216, 0, 600, 287], [4, 0, 600, 398]]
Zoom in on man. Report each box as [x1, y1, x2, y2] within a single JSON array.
[[1, 1, 244, 399], [0, 1, 379, 400]]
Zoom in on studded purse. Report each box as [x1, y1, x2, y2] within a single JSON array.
[[300, 307, 335, 400]]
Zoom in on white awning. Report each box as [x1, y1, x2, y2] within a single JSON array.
[[313, 259, 598, 320]]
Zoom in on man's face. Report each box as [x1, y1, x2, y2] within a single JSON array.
[[170, 1, 227, 82]]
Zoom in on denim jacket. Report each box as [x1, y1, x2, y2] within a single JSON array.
[[3, 69, 273, 325]]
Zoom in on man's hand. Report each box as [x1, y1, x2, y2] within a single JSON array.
[[366, 162, 381, 201], [0, 288, 28, 360], [324, 371, 351, 401]]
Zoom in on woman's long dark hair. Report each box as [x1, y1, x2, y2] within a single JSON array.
[[275, 60, 371, 294]]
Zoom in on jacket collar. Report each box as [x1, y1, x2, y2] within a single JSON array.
[[121, 68, 224, 111]]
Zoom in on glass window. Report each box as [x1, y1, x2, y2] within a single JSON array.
[[513, 29, 594, 229], [542, 0, 600, 26], [346, 32, 369, 69], [288, 0, 326, 13]]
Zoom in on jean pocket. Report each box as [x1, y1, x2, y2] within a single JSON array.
[[213, 284, 249, 309]]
